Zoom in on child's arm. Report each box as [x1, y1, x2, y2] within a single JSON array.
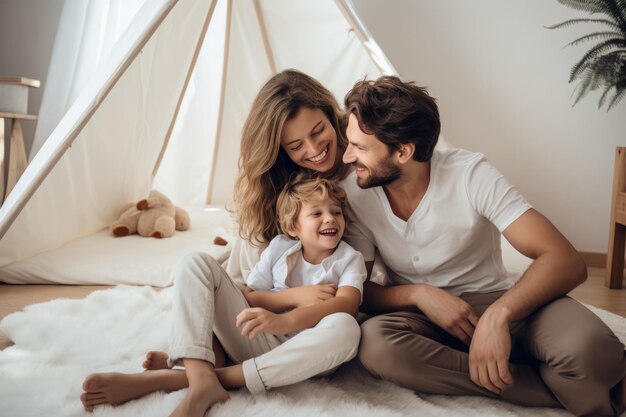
[[244, 284, 338, 312], [237, 286, 360, 339]]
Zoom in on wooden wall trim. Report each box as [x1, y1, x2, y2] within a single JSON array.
[[579, 252, 606, 268]]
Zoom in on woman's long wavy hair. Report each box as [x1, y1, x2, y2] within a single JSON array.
[[233, 69, 350, 245]]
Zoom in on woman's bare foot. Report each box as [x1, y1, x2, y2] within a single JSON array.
[[80, 370, 187, 411], [169, 372, 229, 417], [143, 351, 170, 370]]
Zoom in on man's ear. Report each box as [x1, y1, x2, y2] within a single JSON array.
[[397, 143, 415, 163]]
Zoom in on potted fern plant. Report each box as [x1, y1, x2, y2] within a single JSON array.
[[547, 0, 626, 110]]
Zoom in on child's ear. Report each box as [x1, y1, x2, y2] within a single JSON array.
[[286, 226, 299, 239]]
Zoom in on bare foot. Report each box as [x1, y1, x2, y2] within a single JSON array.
[[169, 372, 229, 417], [80, 370, 186, 411], [143, 351, 170, 370]]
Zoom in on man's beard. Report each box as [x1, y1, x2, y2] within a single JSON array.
[[355, 159, 401, 189]]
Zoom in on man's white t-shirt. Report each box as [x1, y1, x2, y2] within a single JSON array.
[[342, 149, 532, 295]]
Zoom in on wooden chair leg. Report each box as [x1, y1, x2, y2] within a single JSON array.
[[0, 118, 5, 204], [5, 118, 27, 197], [606, 147, 626, 289], [607, 222, 625, 288]]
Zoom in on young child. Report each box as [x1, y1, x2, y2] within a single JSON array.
[[240, 173, 366, 335], [80, 174, 366, 417]]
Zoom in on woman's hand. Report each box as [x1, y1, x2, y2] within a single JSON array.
[[236, 307, 292, 339], [289, 284, 337, 307]]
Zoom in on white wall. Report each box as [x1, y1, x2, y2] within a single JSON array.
[[0, 0, 64, 156], [353, 0, 626, 253]]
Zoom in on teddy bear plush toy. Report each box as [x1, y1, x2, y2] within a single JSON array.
[[110, 189, 190, 238]]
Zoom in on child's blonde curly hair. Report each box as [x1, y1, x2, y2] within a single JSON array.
[[276, 172, 348, 237]]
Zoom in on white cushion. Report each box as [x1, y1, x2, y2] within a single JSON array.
[[0, 206, 236, 286]]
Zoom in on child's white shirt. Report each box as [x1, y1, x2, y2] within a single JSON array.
[[246, 235, 366, 302]]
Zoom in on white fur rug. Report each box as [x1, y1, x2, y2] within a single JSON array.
[[0, 286, 624, 417]]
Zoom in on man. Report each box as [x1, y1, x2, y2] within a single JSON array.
[[341, 76, 625, 417]]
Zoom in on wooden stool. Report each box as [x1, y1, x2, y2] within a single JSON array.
[[0, 77, 39, 205], [0, 112, 38, 204], [606, 147, 626, 289]]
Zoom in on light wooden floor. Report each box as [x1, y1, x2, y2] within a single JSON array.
[[0, 267, 624, 350]]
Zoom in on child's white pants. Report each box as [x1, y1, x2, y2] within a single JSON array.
[[167, 252, 361, 395]]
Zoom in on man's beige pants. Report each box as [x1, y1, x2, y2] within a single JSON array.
[[167, 252, 361, 395], [359, 291, 625, 417]]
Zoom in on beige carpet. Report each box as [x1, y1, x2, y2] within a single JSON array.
[[0, 285, 624, 417]]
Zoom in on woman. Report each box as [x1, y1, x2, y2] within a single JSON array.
[[80, 69, 354, 416], [226, 68, 351, 283]]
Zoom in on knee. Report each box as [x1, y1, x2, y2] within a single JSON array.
[[358, 316, 403, 376], [548, 326, 624, 382], [320, 313, 361, 355], [173, 252, 223, 287]]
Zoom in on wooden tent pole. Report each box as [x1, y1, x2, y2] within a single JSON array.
[[253, 0, 277, 75], [0, 1, 178, 239], [333, 0, 398, 76], [205, 0, 233, 204], [152, 0, 219, 177]]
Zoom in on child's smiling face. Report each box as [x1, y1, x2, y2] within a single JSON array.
[[288, 194, 345, 264]]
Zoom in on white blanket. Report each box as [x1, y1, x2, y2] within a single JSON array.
[[0, 285, 624, 417]]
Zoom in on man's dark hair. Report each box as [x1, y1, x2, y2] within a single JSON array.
[[344, 76, 440, 162]]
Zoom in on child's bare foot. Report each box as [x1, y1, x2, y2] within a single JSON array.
[[80, 370, 187, 411], [168, 372, 229, 417], [143, 351, 170, 370]]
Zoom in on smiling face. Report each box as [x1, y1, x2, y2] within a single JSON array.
[[288, 194, 345, 264], [343, 114, 402, 189], [280, 107, 338, 173]]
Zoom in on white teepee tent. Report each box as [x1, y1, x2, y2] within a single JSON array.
[[0, 0, 396, 274]]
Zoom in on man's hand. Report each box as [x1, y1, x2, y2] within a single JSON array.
[[236, 307, 292, 339], [412, 285, 480, 344], [468, 308, 513, 394], [290, 284, 337, 307]]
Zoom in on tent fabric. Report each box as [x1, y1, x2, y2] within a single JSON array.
[[0, 0, 389, 272], [0, 0, 213, 267], [29, 0, 146, 161]]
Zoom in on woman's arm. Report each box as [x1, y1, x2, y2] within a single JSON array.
[[236, 286, 360, 339]]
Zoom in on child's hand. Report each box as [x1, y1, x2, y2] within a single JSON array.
[[236, 308, 292, 340], [290, 284, 337, 307]]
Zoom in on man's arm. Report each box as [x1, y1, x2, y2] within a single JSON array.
[[486, 208, 586, 320], [469, 208, 587, 394], [360, 261, 481, 344], [360, 260, 415, 314]]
